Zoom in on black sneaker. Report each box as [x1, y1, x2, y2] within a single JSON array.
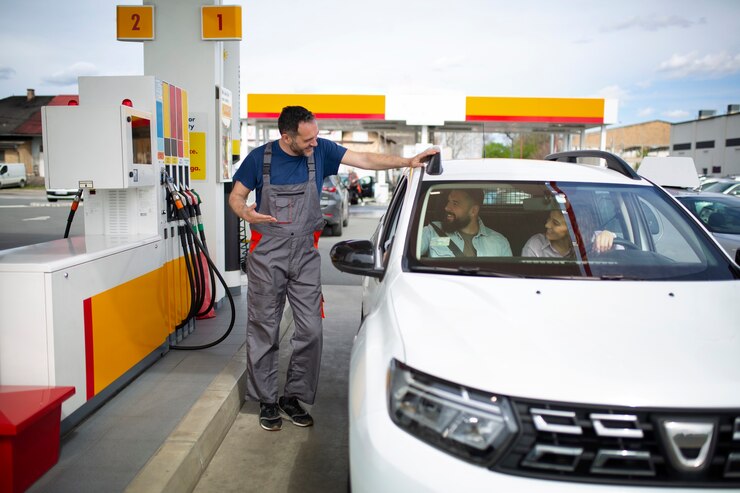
[[278, 396, 314, 427], [259, 402, 282, 431]]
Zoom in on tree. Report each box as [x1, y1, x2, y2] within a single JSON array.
[[484, 141, 511, 158]]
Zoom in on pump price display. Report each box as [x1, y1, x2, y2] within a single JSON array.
[[116, 6, 154, 41], [201, 6, 242, 40]]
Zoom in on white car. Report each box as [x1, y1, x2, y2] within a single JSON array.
[[331, 151, 740, 492]]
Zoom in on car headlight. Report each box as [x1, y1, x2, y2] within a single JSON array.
[[388, 359, 518, 465]]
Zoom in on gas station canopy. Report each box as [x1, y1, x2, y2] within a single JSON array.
[[246, 94, 618, 134]]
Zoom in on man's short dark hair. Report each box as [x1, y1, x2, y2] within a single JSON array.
[[278, 106, 315, 136], [459, 188, 484, 207]]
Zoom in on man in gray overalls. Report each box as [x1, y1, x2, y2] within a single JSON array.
[[229, 106, 437, 431]]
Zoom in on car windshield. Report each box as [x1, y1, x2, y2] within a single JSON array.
[[407, 181, 738, 280], [676, 196, 740, 235]]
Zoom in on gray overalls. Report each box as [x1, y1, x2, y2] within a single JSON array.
[[246, 142, 325, 405]]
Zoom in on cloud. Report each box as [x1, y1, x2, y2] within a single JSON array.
[[663, 109, 690, 120], [594, 85, 630, 100], [638, 107, 655, 117], [0, 67, 16, 80], [602, 15, 705, 32], [42, 62, 98, 86], [635, 80, 652, 89], [657, 52, 740, 79]]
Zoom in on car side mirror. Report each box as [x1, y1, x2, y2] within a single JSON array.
[[330, 240, 383, 278]]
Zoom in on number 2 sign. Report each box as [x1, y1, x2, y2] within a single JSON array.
[[116, 6, 154, 41], [201, 6, 242, 40]]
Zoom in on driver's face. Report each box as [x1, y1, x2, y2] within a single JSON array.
[[443, 190, 475, 232], [286, 121, 319, 156]]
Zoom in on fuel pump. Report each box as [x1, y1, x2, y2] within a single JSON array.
[[0, 76, 234, 428]]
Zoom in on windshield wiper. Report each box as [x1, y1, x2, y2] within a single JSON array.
[[412, 265, 517, 278]]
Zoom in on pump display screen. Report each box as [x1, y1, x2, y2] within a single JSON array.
[[131, 116, 152, 165]]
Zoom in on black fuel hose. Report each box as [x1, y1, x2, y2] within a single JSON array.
[[165, 180, 236, 350], [63, 188, 84, 239]]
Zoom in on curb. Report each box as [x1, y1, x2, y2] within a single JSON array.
[[124, 305, 294, 493]]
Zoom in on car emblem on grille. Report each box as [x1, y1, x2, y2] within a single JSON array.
[[658, 418, 717, 472]]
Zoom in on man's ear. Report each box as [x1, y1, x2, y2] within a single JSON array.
[[471, 204, 481, 216]]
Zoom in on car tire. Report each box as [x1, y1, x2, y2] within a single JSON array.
[[331, 221, 342, 236], [343, 212, 349, 227], [19, 179, 26, 188]]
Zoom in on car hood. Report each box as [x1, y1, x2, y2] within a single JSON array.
[[391, 273, 740, 408]]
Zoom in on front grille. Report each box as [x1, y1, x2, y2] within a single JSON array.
[[492, 399, 740, 487]]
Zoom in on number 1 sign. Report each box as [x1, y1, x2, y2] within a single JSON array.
[[201, 6, 242, 41]]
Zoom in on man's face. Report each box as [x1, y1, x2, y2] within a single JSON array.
[[285, 120, 319, 156], [443, 190, 475, 232]]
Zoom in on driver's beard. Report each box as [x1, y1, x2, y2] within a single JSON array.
[[442, 215, 470, 233]]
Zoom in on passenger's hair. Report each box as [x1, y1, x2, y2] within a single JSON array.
[[278, 106, 315, 135]]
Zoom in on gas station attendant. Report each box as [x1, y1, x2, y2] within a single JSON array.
[[228, 106, 437, 431]]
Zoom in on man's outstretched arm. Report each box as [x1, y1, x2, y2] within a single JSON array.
[[341, 146, 438, 171]]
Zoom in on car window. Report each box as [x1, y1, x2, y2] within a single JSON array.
[[407, 181, 736, 280], [378, 177, 408, 266]]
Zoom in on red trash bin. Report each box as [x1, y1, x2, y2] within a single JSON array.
[[0, 385, 76, 493]]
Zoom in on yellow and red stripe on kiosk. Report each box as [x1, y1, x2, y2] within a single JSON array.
[[248, 94, 385, 120], [466, 96, 605, 124], [82, 257, 191, 399]]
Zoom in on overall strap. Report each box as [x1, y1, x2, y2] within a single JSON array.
[[262, 141, 273, 186], [307, 150, 315, 177]]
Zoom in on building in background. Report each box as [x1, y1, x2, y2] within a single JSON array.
[[573, 120, 671, 169], [0, 89, 78, 178], [670, 106, 740, 177]]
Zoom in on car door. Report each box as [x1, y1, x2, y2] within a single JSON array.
[[362, 175, 409, 320]]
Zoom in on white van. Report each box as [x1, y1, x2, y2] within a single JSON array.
[[0, 163, 28, 188]]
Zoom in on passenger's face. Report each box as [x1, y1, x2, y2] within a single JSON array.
[[443, 190, 475, 232], [545, 210, 570, 242], [286, 121, 319, 156]]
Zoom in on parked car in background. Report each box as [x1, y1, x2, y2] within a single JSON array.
[[0, 163, 27, 188], [331, 150, 740, 492], [357, 175, 375, 201], [46, 188, 78, 202], [673, 192, 740, 263], [321, 175, 349, 236], [702, 178, 740, 197], [339, 172, 376, 204], [700, 178, 740, 197]]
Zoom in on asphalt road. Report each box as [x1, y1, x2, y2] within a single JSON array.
[[0, 188, 82, 251]]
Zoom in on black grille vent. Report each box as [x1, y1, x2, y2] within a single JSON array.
[[492, 399, 740, 487]]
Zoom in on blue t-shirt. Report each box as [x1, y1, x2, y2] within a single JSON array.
[[232, 138, 347, 209]]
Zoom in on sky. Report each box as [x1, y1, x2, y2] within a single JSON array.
[[1, 0, 739, 128]]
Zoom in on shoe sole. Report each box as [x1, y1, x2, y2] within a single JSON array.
[[278, 408, 313, 427], [259, 420, 282, 431]]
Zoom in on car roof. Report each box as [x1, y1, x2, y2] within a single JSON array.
[[418, 157, 652, 186]]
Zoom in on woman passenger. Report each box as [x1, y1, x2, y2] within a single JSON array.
[[521, 209, 615, 257]]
